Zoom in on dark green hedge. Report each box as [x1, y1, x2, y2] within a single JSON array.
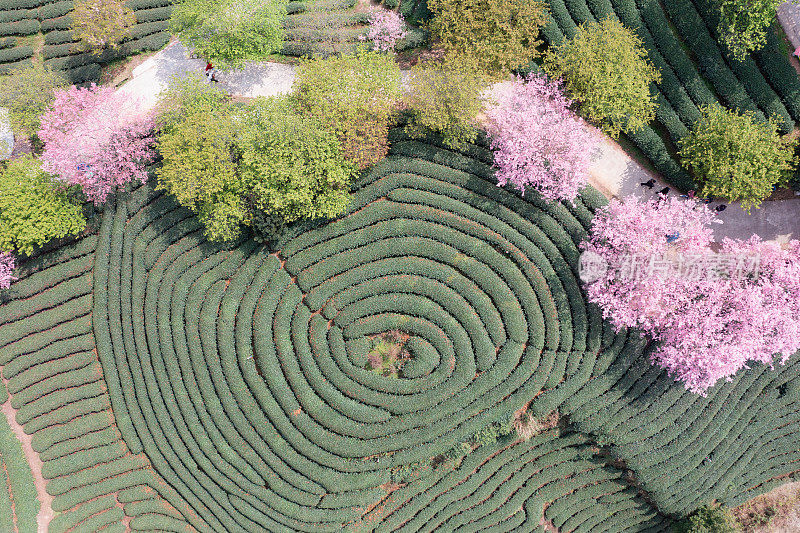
[[0, 42, 31, 61], [0, 18, 39, 36]]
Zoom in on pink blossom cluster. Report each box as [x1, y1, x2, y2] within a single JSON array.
[[38, 84, 156, 204], [359, 11, 407, 52], [486, 73, 599, 203], [0, 251, 16, 289], [582, 195, 800, 394]]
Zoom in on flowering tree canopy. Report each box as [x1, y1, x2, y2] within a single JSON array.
[[581, 195, 800, 394], [0, 251, 15, 289], [360, 11, 408, 52], [485, 73, 599, 202], [38, 84, 156, 204]]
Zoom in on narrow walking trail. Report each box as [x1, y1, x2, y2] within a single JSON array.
[[1, 388, 53, 533], [119, 41, 800, 244]]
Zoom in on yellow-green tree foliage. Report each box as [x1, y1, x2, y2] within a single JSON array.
[[544, 17, 661, 138], [428, 0, 549, 75], [404, 59, 486, 150], [239, 97, 355, 223], [679, 104, 797, 212], [71, 0, 136, 53], [0, 62, 66, 137], [292, 49, 401, 170], [155, 77, 244, 241], [0, 155, 86, 255]]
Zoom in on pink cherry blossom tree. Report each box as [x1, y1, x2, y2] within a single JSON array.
[[0, 251, 16, 289], [38, 84, 156, 204], [581, 195, 800, 394], [485, 72, 599, 202], [359, 11, 408, 53]]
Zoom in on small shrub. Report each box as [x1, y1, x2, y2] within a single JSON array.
[[674, 502, 741, 533]]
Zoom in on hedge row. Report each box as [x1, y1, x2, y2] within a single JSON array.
[[357, 429, 670, 531], [0, 55, 28, 72], [0, 18, 38, 36], [0, 7, 35, 22], [36, 0, 71, 21], [0, 413, 39, 533], [0, 42, 30, 61], [0, 228, 199, 532]]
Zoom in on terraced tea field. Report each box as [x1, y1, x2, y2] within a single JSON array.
[[0, 130, 797, 531]]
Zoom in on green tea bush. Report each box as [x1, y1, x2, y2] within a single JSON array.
[[0, 18, 39, 36]]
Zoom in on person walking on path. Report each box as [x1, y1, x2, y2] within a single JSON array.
[[204, 61, 220, 83], [640, 179, 656, 189]]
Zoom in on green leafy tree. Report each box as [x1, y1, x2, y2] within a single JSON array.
[[154, 73, 229, 134], [239, 97, 355, 223], [673, 502, 741, 533], [678, 104, 797, 212], [404, 59, 486, 150], [0, 155, 86, 256], [292, 49, 401, 169], [0, 61, 66, 138], [155, 75, 244, 241], [156, 104, 243, 240], [169, 0, 286, 71], [155, 76, 356, 241], [544, 17, 661, 138], [715, 0, 787, 61], [71, 0, 136, 53], [428, 0, 549, 75]]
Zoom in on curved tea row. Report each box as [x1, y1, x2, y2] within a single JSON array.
[[0, 231, 198, 532]]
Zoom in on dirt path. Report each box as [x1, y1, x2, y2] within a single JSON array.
[[1, 379, 54, 533]]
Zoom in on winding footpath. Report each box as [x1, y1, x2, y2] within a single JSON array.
[[117, 40, 800, 244]]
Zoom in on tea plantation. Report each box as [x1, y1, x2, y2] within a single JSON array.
[[0, 0, 172, 83], [539, 0, 800, 190], [0, 130, 798, 531]]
